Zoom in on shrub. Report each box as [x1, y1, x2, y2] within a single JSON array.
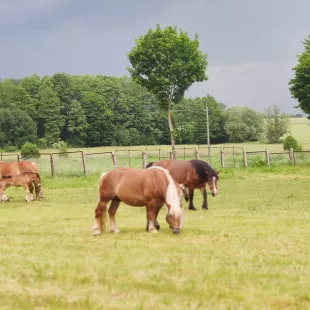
[[37, 138, 48, 149], [21, 142, 40, 159], [52, 140, 68, 157], [283, 135, 302, 151], [249, 155, 267, 167]]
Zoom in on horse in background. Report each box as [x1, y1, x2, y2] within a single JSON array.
[[146, 159, 219, 211], [0, 161, 43, 202], [92, 166, 184, 235]]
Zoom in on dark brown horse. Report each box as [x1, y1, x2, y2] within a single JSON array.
[[92, 166, 184, 235], [0, 161, 43, 202], [146, 159, 219, 211]]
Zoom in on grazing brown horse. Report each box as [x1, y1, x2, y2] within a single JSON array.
[[0, 161, 43, 202], [92, 166, 184, 235], [146, 159, 219, 211]]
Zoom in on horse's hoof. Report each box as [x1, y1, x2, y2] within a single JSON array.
[[189, 207, 197, 211], [149, 229, 158, 233], [202, 207, 208, 211], [93, 228, 101, 236], [110, 228, 120, 234]]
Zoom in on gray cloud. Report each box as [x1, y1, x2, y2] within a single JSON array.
[[0, 0, 309, 114]]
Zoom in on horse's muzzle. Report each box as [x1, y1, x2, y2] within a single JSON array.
[[171, 227, 180, 234]]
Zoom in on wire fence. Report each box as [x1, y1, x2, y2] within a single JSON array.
[[1, 146, 309, 177]]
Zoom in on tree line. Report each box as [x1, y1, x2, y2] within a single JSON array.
[[0, 72, 290, 150]]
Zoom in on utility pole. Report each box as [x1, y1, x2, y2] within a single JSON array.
[[206, 94, 211, 162]]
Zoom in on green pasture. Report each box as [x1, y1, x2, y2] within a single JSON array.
[[0, 166, 310, 309]]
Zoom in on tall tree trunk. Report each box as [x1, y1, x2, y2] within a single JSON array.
[[167, 102, 176, 159]]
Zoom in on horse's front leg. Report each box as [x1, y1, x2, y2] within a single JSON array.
[[146, 204, 159, 233], [146, 205, 161, 231], [188, 186, 197, 211], [201, 185, 208, 210], [0, 184, 10, 202], [154, 206, 161, 230], [108, 198, 121, 234], [28, 182, 34, 201], [23, 183, 31, 203]]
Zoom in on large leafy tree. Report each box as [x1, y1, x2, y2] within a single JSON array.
[[225, 106, 263, 142], [80, 91, 115, 146], [36, 77, 64, 145], [67, 100, 89, 146], [172, 96, 228, 145], [128, 25, 208, 157], [289, 35, 310, 117], [0, 108, 37, 148], [264, 104, 290, 143]]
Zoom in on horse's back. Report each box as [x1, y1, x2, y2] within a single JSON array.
[[18, 161, 39, 174], [148, 160, 191, 184], [99, 167, 168, 206], [0, 162, 20, 176]]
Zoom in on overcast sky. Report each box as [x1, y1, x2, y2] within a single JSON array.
[[1, 0, 309, 113]]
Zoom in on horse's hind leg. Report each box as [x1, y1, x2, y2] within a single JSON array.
[[108, 198, 121, 234], [201, 186, 208, 210], [188, 186, 197, 211], [34, 178, 43, 201], [93, 199, 108, 235]]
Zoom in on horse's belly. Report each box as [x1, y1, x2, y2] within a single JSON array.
[[119, 195, 146, 207]]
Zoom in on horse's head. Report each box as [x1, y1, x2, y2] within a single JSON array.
[[166, 210, 183, 234], [165, 182, 185, 234], [207, 170, 220, 197]]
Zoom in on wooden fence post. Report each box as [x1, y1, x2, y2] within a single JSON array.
[[265, 149, 270, 167], [243, 148, 248, 168], [220, 147, 225, 168], [290, 148, 296, 166], [169, 152, 173, 160], [195, 149, 200, 160], [112, 153, 118, 167], [50, 153, 55, 177], [81, 151, 88, 175], [17, 154, 21, 161], [142, 152, 147, 168]]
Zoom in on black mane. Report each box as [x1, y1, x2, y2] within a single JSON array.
[[189, 160, 218, 181], [146, 162, 154, 168]]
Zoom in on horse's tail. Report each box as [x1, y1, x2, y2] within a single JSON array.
[[33, 172, 43, 201], [145, 162, 154, 168]]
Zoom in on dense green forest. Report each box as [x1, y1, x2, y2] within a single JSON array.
[[0, 73, 289, 149]]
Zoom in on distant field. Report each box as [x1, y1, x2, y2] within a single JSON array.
[[0, 167, 309, 309], [290, 117, 310, 148], [1, 118, 309, 176]]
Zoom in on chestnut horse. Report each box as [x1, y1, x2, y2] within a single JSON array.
[[92, 166, 184, 235], [146, 159, 219, 211], [0, 161, 43, 202]]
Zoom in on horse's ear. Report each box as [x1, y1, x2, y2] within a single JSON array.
[[216, 170, 221, 175]]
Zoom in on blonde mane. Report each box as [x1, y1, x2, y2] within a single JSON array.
[[148, 166, 183, 219]]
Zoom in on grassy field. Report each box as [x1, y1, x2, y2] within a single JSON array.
[[0, 166, 309, 309]]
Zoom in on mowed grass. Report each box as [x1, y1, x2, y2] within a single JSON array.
[[0, 167, 310, 309]]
